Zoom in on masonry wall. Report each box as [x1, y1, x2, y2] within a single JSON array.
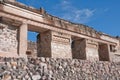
[[98, 44, 110, 61], [110, 53, 120, 62], [27, 41, 37, 57], [109, 46, 120, 62], [0, 57, 119, 80], [51, 31, 72, 58], [37, 31, 72, 58], [0, 23, 18, 57], [109, 42, 120, 62], [72, 38, 86, 59], [0, 0, 120, 61], [37, 31, 52, 57], [44, 13, 99, 38], [86, 39, 99, 61]]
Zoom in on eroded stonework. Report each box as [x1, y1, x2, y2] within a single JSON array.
[[0, 23, 18, 57], [37, 31, 72, 58], [72, 38, 86, 59], [86, 39, 99, 61], [37, 31, 52, 57], [27, 41, 37, 57], [51, 31, 72, 58], [0, 0, 120, 79], [0, 0, 120, 62], [0, 57, 120, 80]]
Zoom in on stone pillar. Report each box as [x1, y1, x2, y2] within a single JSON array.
[[37, 31, 52, 57], [37, 31, 72, 58], [72, 38, 86, 59], [98, 43, 110, 61], [19, 23, 28, 58]]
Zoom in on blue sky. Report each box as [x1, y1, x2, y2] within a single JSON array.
[[17, 0, 120, 41]]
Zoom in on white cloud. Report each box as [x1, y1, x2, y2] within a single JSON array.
[[56, 0, 95, 23], [62, 0, 70, 6]]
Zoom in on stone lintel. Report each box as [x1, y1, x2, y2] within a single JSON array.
[[0, 11, 117, 46], [0, 17, 22, 27]]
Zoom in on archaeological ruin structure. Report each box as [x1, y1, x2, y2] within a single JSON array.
[[0, 0, 120, 80], [0, 0, 120, 62]]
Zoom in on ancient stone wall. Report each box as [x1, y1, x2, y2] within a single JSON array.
[[0, 57, 119, 80], [109, 46, 120, 62], [37, 31, 52, 57], [86, 39, 99, 61], [110, 53, 120, 62], [72, 38, 86, 59], [8, 0, 16, 2], [0, 0, 120, 61], [98, 44, 110, 61], [72, 38, 99, 61], [44, 14, 99, 38], [0, 23, 18, 57], [108, 40, 120, 62], [27, 41, 37, 57], [37, 31, 72, 58], [51, 31, 72, 58]]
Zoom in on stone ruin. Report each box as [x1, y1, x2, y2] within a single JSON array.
[[0, 0, 120, 62], [0, 0, 120, 80]]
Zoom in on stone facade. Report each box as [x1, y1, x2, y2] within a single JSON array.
[[86, 39, 99, 61], [72, 38, 86, 59], [72, 38, 99, 61], [0, 1, 120, 79], [98, 43, 110, 61], [51, 31, 72, 58], [37, 31, 72, 58], [0, 57, 120, 80], [0, 0, 120, 62], [27, 41, 37, 57], [37, 31, 52, 57], [0, 22, 18, 57]]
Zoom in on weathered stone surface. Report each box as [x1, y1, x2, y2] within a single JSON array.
[[27, 41, 37, 57], [0, 57, 119, 80], [0, 23, 18, 57], [72, 38, 86, 59], [0, 1, 119, 80], [37, 31, 72, 58], [0, 0, 120, 62]]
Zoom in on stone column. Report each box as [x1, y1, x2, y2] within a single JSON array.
[[98, 43, 110, 61], [19, 23, 28, 58], [72, 38, 86, 59], [37, 31, 52, 57]]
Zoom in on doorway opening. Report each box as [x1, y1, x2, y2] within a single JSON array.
[[27, 31, 38, 57]]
